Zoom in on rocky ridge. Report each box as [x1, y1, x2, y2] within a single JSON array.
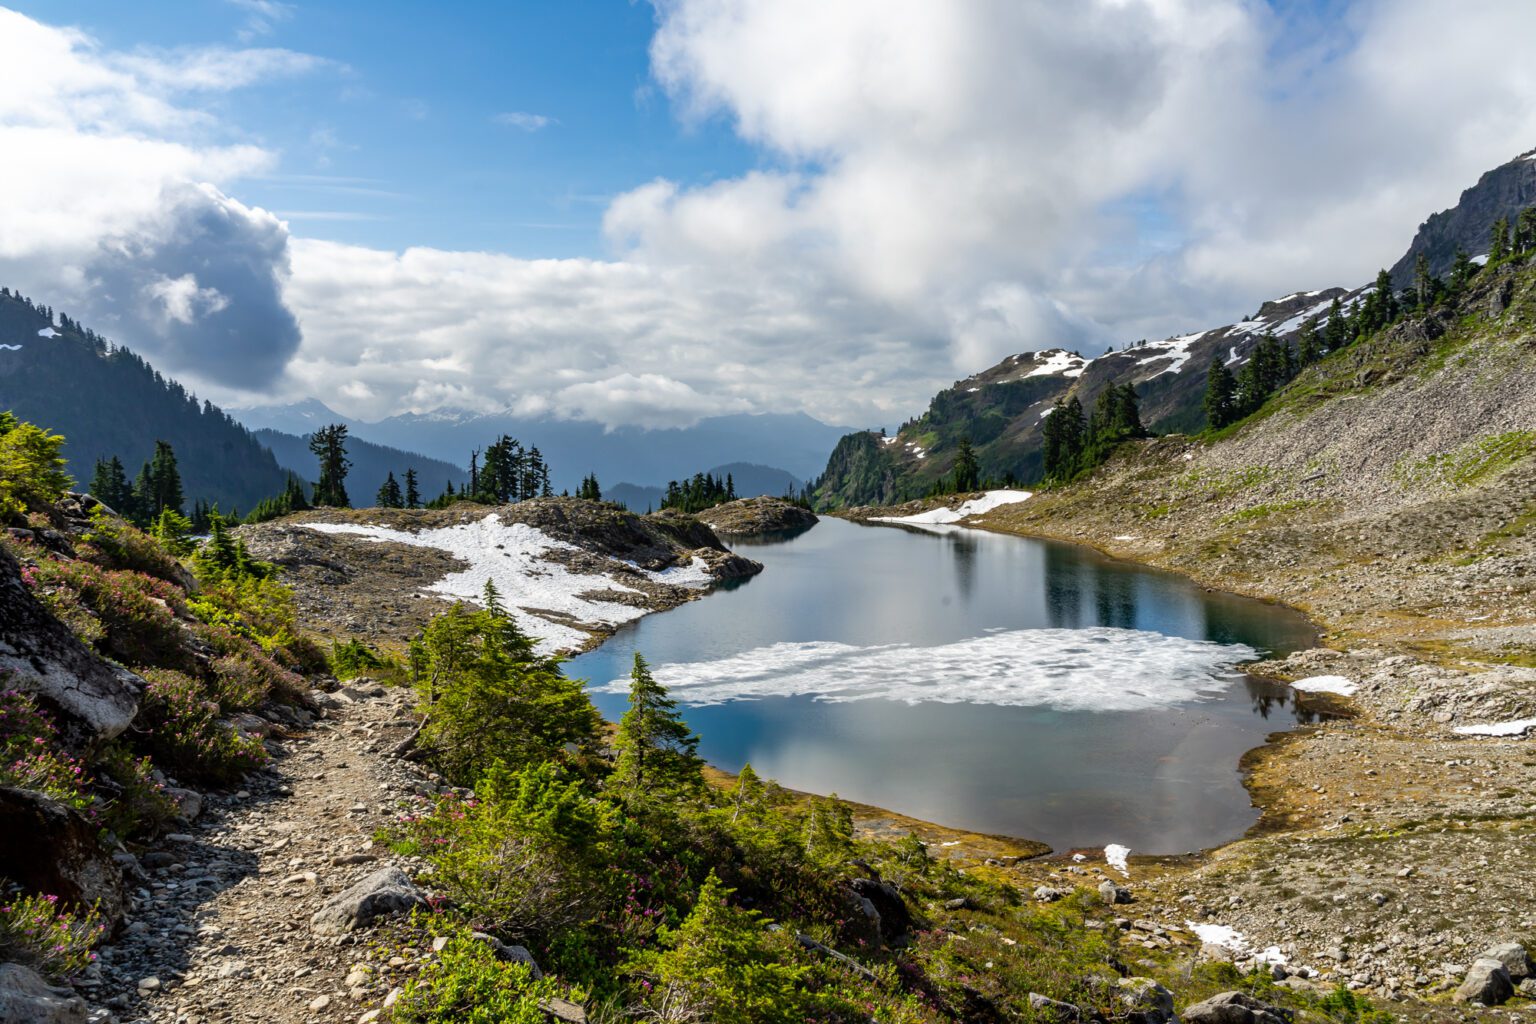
[[694, 496, 819, 536]]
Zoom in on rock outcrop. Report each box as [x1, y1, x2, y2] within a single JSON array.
[[0, 546, 142, 746], [695, 497, 818, 536], [0, 963, 88, 1024], [1182, 991, 1292, 1024], [0, 786, 126, 922]]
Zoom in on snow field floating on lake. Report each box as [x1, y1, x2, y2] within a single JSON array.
[[873, 489, 1032, 526], [1289, 675, 1357, 696], [594, 627, 1259, 711], [302, 515, 709, 654], [1453, 718, 1536, 738]]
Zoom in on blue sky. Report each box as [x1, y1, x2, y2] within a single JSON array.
[[2, 1, 1533, 429], [17, 0, 762, 257]]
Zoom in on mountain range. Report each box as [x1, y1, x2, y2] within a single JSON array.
[[815, 147, 1536, 508], [233, 400, 849, 496]]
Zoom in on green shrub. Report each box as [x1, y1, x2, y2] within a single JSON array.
[[624, 871, 813, 1024], [332, 638, 394, 680], [389, 928, 556, 1024], [135, 669, 269, 786], [0, 891, 105, 982], [0, 412, 70, 523]]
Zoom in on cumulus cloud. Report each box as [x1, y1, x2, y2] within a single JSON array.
[[0, 8, 315, 389]]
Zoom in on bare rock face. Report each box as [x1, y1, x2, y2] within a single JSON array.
[[0, 963, 88, 1024], [0, 786, 126, 923], [0, 546, 143, 747], [310, 867, 426, 934]]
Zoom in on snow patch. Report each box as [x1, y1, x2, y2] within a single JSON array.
[[1023, 350, 1087, 379], [1112, 535, 1136, 542], [1071, 853, 1087, 863], [36, 327, 58, 339], [594, 627, 1260, 711], [0, 344, 21, 352], [300, 514, 711, 655], [1471, 253, 1490, 266], [1290, 675, 1357, 696], [1135, 333, 1203, 378], [1453, 718, 1536, 738], [874, 489, 1033, 525], [1185, 922, 1287, 965], [1104, 844, 1131, 876]]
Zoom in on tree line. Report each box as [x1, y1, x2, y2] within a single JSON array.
[[1040, 383, 1145, 482]]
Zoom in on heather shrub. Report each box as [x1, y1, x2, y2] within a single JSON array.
[[0, 891, 105, 982], [27, 558, 191, 670], [135, 669, 269, 785], [77, 508, 186, 586], [0, 690, 93, 816], [95, 744, 178, 840]]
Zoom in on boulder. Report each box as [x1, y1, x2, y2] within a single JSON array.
[[310, 867, 426, 934], [0, 546, 143, 746], [1479, 942, 1531, 982], [1116, 976, 1176, 1024], [849, 878, 912, 944], [0, 786, 125, 923], [1182, 991, 1292, 1024], [1034, 885, 1069, 902], [1099, 880, 1131, 904], [0, 963, 87, 1024], [1517, 978, 1536, 998], [471, 933, 543, 979], [1028, 993, 1081, 1023], [1455, 957, 1514, 1006]]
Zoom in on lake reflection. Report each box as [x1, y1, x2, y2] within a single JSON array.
[[568, 517, 1316, 853]]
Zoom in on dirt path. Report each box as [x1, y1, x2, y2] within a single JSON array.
[[90, 684, 443, 1024]]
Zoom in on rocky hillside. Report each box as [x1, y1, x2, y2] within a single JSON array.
[[695, 496, 818, 536], [816, 148, 1536, 508], [237, 498, 761, 654]]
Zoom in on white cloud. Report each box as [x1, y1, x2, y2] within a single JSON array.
[[0, 8, 314, 387], [494, 111, 556, 132]]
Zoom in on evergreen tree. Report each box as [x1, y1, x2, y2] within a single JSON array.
[[1324, 296, 1348, 352], [950, 434, 980, 493], [1203, 356, 1237, 429], [1449, 247, 1475, 295], [404, 468, 421, 509], [309, 424, 351, 507], [148, 440, 184, 516], [88, 455, 134, 515], [1040, 397, 1086, 481], [1490, 216, 1510, 262], [577, 474, 602, 502], [1517, 207, 1536, 253], [1296, 318, 1322, 366], [612, 653, 702, 798], [377, 471, 404, 509]]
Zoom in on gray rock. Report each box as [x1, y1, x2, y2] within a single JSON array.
[[1099, 880, 1131, 904], [1116, 977, 1176, 1024], [310, 866, 425, 934], [0, 546, 143, 746], [1033, 885, 1069, 902], [1182, 991, 1292, 1024], [1517, 978, 1536, 998], [1455, 957, 1514, 1006], [1028, 993, 1081, 1023], [849, 878, 912, 944], [470, 933, 543, 979], [0, 786, 126, 924], [0, 962, 87, 1024], [165, 787, 202, 821], [1479, 942, 1531, 982]]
